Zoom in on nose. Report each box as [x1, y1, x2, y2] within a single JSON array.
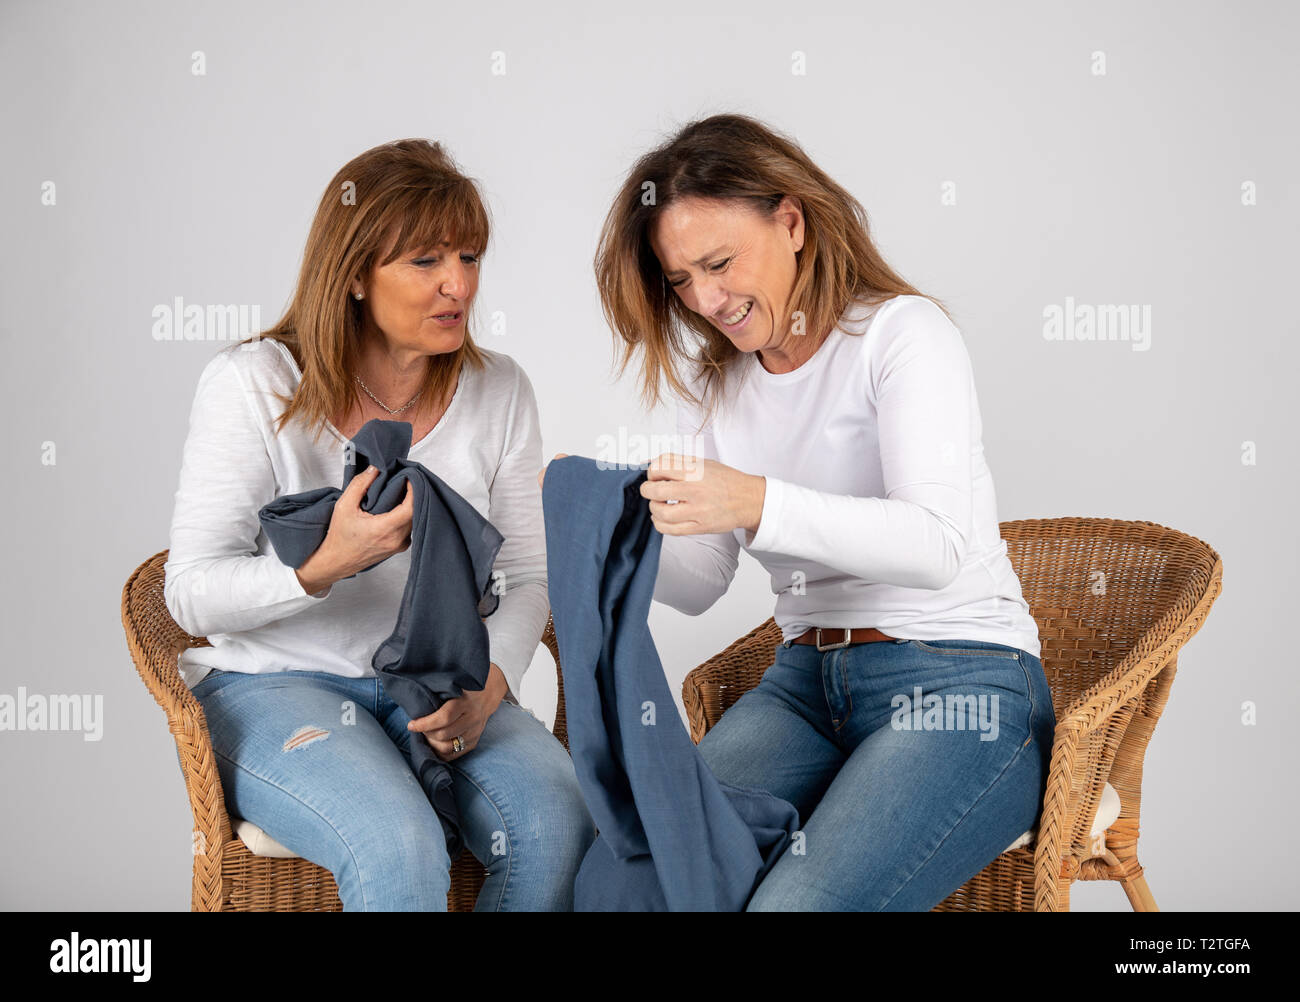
[[439, 259, 470, 300], [691, 275, 728, 319]]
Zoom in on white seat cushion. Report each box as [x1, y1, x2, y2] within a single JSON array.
[[1002, 781, 1120, 853], [232, 782, 1124, 861], [232, 818, 299, 859]]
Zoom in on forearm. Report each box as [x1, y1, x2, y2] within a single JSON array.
[[749, 477, 968, 590], [484, 576, 549, 702], [163, 553, 332, 638], [653, 532, 739, 614]]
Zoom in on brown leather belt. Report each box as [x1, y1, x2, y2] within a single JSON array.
[[789, 627, 895, 651]]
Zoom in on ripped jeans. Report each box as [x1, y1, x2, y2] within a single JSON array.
[[188, 668, 595, 911], [697, 636, 1057, 911]]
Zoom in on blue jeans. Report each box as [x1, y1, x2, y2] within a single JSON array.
[[189, 668, 596, 911], [697, 637, 1057, 911]]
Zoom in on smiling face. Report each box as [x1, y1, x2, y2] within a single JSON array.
[[352, 232, 481, 359], [648, 195, 805, 354]]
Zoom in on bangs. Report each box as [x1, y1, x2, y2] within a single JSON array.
[[379, 179, 490, 265]]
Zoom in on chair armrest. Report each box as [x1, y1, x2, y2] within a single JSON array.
[[1031, 563, 1223, 908], [540, 613, 568, 753], [121, 552, 236, 906], [682, 618, 784, 743]]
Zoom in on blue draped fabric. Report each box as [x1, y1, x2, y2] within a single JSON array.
[[542, 455, 799, 911], [258, 418, 503, 860]]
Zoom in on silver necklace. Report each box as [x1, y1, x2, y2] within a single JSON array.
[[353, 374, 423, 416]]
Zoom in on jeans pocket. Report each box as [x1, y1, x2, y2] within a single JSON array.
[[909, 638, 1021, 660], [1017, 653, 1055, 741]]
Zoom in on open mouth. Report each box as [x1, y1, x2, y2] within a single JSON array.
[[720, 301, 753, 328], [432, 311, 463, 324]]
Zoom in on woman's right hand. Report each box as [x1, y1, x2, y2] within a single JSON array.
[[295, 466, 414, 596]]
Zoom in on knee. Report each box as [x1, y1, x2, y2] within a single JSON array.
[[696, 716, 748, 785], [499, 774, 595, 876], [745, 867, 815, 912], [334, 817, 452, 911], [745, 866, 865, 913]]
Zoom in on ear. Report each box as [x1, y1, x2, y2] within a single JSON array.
[[774, 195, 805, 254]]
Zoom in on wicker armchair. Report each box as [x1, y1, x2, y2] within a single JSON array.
[[682, 517, 1223, 911], [121, 549, 569, 912]]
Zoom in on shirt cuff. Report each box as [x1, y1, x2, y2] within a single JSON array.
[[747, 475, 784, 552]]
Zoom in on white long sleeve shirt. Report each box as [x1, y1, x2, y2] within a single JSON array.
[[653, 294, 1042, 660], [163, 337, 550, 702]]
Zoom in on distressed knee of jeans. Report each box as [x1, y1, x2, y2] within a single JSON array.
[[283, 724, 330, 751]]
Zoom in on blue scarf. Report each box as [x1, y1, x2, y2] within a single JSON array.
[[258, 419, 503, 860], [542, 455, 799, 910]]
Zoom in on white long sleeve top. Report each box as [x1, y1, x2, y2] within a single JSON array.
[[163, 337, 550, 702], [653, 294, 1042, 660]]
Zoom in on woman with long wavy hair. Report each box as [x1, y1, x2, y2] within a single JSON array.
[[575, 113, 1056, 911], [164, 139, 594, 911]]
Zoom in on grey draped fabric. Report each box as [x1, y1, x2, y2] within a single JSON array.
[[258, 418, 503, 860]]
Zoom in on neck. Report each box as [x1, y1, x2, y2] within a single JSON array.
[[757, 326, 829, 375], [353, 330, 431, 410]]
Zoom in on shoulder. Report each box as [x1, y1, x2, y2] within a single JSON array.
[[860, 295, 966, 365], [861, 295, 960, 348], [194, 337, 298, 399], [470, 344, 536, 397], [185, 339, 302, 441], [466, 345, 542, 433], [855, 295, 970, 398], [181, 340, 298, 444]]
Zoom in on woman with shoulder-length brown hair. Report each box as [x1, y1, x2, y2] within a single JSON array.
[[577, 112, 1056, 910], [163, 139, 594, 911]]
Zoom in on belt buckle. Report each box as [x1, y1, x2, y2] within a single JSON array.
[[815, 628, 852, 652]]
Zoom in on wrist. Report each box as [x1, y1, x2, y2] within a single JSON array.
[[746, 474, 767, 534], [295, 560, 336, 597], [487, 663, 509, 705]]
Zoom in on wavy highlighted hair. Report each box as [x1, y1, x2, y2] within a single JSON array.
[[238, 138, 491, 443], [594, 113, 949, 420]]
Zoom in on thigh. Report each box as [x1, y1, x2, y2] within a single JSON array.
[[380, 697, 595, 904], [448, 701, 592, 850], [695, 644, 845, 824], [749, 646, 1046, 911], [195, 671, 451, 901]]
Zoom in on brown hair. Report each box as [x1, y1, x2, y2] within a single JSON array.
[[594, 113, 950, 421], [237, 138, 491, 443]]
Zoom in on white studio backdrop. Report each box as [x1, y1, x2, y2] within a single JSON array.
[[0, 0, 1295, 910]]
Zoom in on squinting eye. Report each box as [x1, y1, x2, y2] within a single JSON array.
[[709, 258, 731, 272], [412, 254, 479, 266]]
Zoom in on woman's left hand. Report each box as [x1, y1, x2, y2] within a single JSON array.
[[641, 454, 766, 537], [406, 663, 509, 760]]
